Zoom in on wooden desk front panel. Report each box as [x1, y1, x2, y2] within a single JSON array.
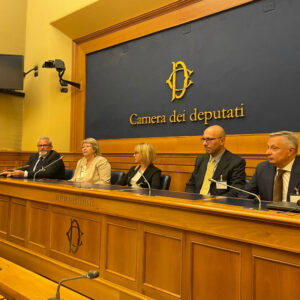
[[0, 180, 300, 300]]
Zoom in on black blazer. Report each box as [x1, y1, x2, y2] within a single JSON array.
[[119, 164, 161, 189], [19, 150, 65, 179], [185, 149, 246, 196], [245, 156, 300, 201]]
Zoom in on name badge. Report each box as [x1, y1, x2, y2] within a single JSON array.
[[290, 195, 300, 204], [216, 181, 227, 190]]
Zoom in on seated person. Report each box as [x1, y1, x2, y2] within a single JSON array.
[[245, 131, 300, 201], [119, 143, 161, 189], [0, 136, 65, 179], [70, 138, 111, 184], [185, 125, 246, 196]]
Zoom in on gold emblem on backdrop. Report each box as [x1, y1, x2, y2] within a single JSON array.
[[166, 61, 193, 102]]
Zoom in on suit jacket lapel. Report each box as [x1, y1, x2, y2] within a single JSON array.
[[213, 150, 229, 181], [266, 164, 276, 200], [288, 157, 300, 196]]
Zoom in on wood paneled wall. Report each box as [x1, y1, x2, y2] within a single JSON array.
[[1, 131, 300, 192], [0, 145, 266, 193]]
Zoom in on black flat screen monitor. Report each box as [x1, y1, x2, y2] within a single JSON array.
[[0, 54, 24, 90]]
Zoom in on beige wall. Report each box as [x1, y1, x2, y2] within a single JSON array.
[[0, 0, 96, 152], [1, 0, 173, 152], [22, 0, 97, 152], [0, 0, 27, 150]]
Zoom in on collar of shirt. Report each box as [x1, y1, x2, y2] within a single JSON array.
[[209, 149, 225, 165], [276, 158, 295, 174]]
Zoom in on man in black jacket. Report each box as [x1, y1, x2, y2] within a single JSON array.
[[185, 125, 246, 196], [1, 136, 65, 179], [245, 131, 300, 201]]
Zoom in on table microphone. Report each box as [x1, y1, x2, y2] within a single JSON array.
[[208, 178, 261, 208], [0, 165, 30, 177], [17, 164, 31, 170], [138, 170, 152, 196], [33, 156, 64, 181], [48, 270, 99, 300]]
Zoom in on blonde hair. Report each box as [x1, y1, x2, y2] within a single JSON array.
[[81, 138, 100, 156], [134, 143, 156, 167]]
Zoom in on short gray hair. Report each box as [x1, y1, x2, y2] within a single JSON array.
[[81, 138, 100, 156], [269, 131, 298, 152], [37, 136, 52, 146]]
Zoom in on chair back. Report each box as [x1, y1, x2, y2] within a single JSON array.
[[111, 171, 125, 185], [160, 174, 171, 190], [65, 168, 75, 180]]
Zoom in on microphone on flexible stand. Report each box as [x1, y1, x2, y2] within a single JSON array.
[[208, 178, 261, 209], [17, 164, 31, 170], [0, 164, 31, 177], [33, 156, 64, 181], [138, 170, 151, 196], [48, 270, 99, 300]]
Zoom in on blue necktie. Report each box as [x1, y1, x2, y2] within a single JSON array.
[[35, 157, 43, 171]]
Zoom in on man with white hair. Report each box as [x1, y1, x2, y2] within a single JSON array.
[[246, 131, 300, 201], [1, 136, 65, 179]]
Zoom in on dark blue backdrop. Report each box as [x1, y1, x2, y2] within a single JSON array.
[[86, 0, 300, 139]]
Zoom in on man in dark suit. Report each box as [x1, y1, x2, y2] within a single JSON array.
[[1, 136, 65, 179], [185, 125, 246, 196], [245, 131, 300, 201]]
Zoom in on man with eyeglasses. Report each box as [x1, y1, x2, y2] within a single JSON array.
[[185, 125, 246, 196], [1, 136, 65, 179], [245, 131, 300, 201]]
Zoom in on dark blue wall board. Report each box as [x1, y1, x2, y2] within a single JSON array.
[[86, 0, 300, 139]]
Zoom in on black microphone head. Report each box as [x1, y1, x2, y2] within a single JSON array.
[[297, 199, 300, 206], [87, 270, 99, 279]]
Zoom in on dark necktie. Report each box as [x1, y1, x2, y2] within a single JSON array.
[[273, 169, 285, 202], [35, 157, 43, 172]]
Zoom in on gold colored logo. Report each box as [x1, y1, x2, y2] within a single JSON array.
[[166, 61, 193, 102]]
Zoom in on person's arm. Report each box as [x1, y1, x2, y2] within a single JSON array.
[[95, 157, 111, 184], [1, 155, 35, 178], [27, 152, 65, 179], [227, 158, 246, 197], [118, 166, 135, 186], [185, 157, 200, 193], [243, 169, 259, 198], [149, 169, 161, 189]]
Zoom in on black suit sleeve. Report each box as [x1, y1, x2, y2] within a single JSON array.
[[226, 158, 246, 197], [145, 167, 161, 189], [185, 156, 202, 193], [119, 166, 136, 186], [244, 171, 259, 198]]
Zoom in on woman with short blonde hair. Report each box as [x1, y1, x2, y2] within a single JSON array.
[[70, 138, 111, 184], [119, 143, 161, 189]]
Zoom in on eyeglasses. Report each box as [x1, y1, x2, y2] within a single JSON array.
[[201, 137, 224, 143], [37, 144, 51, 147]]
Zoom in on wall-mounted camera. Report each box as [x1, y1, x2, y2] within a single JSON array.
[[42, 59, 80, 93]]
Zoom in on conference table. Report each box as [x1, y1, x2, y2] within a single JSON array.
[[0, 177, 299, 300]]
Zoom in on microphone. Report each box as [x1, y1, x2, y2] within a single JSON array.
[[138, 170, 151, 196], [208, 178, 261, 208], [33, 156, 64, 181], [17, 164, 31, 170], [0, 164, 30, 177], [48, 270, 99, 300]]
